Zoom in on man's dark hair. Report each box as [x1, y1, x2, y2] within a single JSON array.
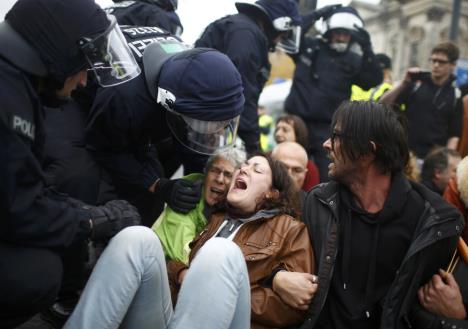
[[276, 114, 309, 149], [431, 41, 459, 63], [375, 53, 392, 70], [331, 101, 409, 174], [421, 147, 460, 182]]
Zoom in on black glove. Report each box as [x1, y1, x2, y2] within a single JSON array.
[[302, 4, 342, 33], [88, 200, 141, 242], [314, 4, 342, 20], [352, 26, 371, 52], [155, 178, 202, 214]]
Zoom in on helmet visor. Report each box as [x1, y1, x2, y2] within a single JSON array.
[[166, 112, 240, 155], [276, 25, 301, 54], [79, 15, 140, 87]]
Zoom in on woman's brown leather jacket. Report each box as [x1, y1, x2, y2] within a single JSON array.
[[167, 211, 315, 329]]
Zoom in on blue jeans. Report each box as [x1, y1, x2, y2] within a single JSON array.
[[64, 227, 250, 329]]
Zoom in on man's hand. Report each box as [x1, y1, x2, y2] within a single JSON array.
[[155, 178, 202, 214], [418, 269, 467, 320], [302, 4, 342, 30], [272, 271, 318, 311], [403, 67, 423, 84], [352, 26, 371, 52], [89, 200, 141, 242], [313, 4, 342, 19]]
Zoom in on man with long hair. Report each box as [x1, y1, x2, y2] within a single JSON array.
[[272, 101, 464, 329]]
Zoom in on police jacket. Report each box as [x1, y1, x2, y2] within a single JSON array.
[[86, 26, 177, 198], [285, 37, 382, 123], [195, 13, 271, 152], [300, 177, 464, 329], [106, 1, 183, 35], [167, 210, 315, 329], [0, 57, 91, 248]]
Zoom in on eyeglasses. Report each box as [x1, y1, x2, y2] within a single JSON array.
[[209, 166, 233, 180], [331, 130, 345, 149], [429, 58, 451, 65]]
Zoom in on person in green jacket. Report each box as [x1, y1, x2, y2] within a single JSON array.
[[152, 148, 246, 264]]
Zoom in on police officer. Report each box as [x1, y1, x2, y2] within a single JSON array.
[[351, 53, 393, 101], [85, 26, 245, 226], [285, 6, 383, 181], [195, 0, 301, 154], [0, 0, 142, 327], [106, 0, 183, 36]]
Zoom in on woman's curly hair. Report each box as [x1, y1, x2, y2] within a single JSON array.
[[252, 152, 300, 217]]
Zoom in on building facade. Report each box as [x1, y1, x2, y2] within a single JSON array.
[[351, 0, 468, 81]]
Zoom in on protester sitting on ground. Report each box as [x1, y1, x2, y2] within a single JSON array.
[[412, 155, 468, 328], [274, 114, 319, 191], [153, 147, 246, 264], [271, 141, 308, 205], [63, 153, 315, 329], [270, 101, 463, 328], [420, 147, 461, 195]]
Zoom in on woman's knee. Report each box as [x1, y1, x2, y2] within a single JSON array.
[[194, 238, 245, 270], [108, 226, 164, 259]]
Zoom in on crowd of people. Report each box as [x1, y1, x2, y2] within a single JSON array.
[[0, 0, 467, 329]]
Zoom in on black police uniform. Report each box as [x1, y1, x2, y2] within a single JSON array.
[[0, 56, 94, 327], [106, 0, 183, 36], [0, 1, 142, 325], [195, 13, 271, 153], [285, 37, 382, 181], [85, 26, 184, 225]]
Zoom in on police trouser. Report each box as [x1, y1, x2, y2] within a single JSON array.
[[305, 121, 331, 182], [0, 243, 63, 328]]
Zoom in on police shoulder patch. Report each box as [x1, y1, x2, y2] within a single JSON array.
[[11, 115, 35, 140]]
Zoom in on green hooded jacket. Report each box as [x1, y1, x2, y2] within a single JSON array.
[[152, 173, 206, 264]]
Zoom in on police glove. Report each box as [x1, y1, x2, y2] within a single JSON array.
[[314, 4, 342, 19], [89, 200, 141, 242], [155, 178, 202, 214], [352, 26, 372, 52], [302, 4, 342, 23], [302, 4, 342, 33]]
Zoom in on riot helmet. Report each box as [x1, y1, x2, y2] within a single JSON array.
[[321, 6, 363, 52], [322, 6, 363, 36], [236, 0, 302, 54], [4, 0, 140, 87], [77, 15, 141, 87], [143, 41, 245, 155]]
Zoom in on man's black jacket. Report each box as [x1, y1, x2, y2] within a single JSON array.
[[300, 177, 464, 329]]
